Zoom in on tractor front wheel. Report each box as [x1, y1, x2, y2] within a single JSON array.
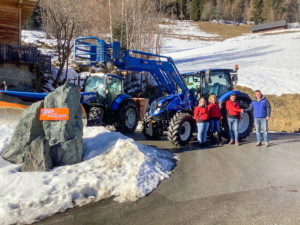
[[87, 106, 104, 127], [167, 112, 194, 146], [141, 111, 162, 139], [115, 101, 138, 133]]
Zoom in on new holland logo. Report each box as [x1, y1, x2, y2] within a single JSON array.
[[40, 108, 69, 121], [42, 109, 54, 116], [156, 62, 163, 65]]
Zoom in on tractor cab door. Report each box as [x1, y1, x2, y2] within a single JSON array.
[[185, 72, 201, 106], [85, 76, 106, 104], [202, 71, 231, 100], [106, 76, 123, 107]]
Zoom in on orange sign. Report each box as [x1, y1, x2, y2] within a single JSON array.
[[40, 108, 69, 121]]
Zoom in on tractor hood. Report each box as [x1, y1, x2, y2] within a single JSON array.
[[150, 93, 187, 116]]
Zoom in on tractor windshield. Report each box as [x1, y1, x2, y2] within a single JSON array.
[[85, 76, 106, 104], [185, 72, 201, 105], [107, 76, 122, 103], [202, 71, 231, 99]]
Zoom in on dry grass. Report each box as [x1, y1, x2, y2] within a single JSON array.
[[262, 30, 300, 36], [196, 22, 252, 39], [234, 85, 300, 133]]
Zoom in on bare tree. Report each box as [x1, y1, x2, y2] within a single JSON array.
[[40, 0, 93, 87]]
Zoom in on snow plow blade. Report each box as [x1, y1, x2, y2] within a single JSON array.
[[0, 95, 87, 125]]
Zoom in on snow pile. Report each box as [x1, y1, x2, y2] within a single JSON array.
[[165, 28, 300, 95], [0, 125, 175, 225]]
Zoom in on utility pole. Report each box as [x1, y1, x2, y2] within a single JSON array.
[[109, 0, 113, 43]]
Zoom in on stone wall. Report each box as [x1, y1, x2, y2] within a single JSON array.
[[0, 62, 37, 87]]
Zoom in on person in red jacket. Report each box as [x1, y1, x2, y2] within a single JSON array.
[[208, 95, 223, 146], [194, 97, 210, 147], [226, 93, 244, 145]]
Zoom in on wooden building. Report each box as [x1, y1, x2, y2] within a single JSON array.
[[0, 0, 39, 45], [251, 20, 288, 34]]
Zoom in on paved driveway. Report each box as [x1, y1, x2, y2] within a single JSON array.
[[37, 132, 300, 225]]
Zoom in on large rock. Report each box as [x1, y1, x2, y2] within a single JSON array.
[[21, 136, 53, 172], [2, 101, 44, 164], [43, 82, 83, 166]]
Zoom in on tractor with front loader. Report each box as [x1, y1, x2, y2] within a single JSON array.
[[73, 37, 254, 146]]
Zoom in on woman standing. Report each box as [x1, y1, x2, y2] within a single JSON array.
[[194, 97, 210, 147], [208, 95, 223, 146]]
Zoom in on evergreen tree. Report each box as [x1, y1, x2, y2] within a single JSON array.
[[232, 0, 244, 22], [201, 1, 216, 20], [224, 2, 233, 20], [251, 0, 264, 24], [215, 0, 225, 21], [191, 0, 202, 20]]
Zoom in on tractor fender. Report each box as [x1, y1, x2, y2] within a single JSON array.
[[112, 94, 136, 112], [218, 91, 252, 109]]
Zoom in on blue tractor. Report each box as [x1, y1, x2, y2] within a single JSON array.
[[75, 37, 138, 132], [74, 37, 254, 145]]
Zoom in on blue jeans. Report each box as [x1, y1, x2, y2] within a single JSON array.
[[197, 123, 209, 143], [227, 118, 239, 142], [209, 120, 221, 133], [255, 118, 269, 143]]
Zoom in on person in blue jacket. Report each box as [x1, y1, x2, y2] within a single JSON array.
[[245, 90, 271, 147]]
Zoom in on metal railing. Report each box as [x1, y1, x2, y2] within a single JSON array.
[[0, 43, 51, 74], [0, 43, 39, 64]]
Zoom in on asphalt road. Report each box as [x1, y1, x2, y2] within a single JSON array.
[[37, 132, 300, 225]]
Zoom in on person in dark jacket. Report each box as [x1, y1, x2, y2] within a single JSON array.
[[194, 97, 210, 147], [226, 93, 243, 146], [208, 95, 223, 145], [244, 90, 271, 147]]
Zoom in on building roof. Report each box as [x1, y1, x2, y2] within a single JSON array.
[[0, 0, 39, 44], [250, 20, 287, 32]]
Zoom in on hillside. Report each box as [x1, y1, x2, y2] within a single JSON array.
[[161, 21, 300, 96]]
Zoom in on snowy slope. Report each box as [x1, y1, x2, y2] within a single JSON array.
[[0, 124, 175, 225], [163, 27, 300, 96]]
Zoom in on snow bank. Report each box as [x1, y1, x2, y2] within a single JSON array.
[[165, 28, 300, 96], [0, 124, 175, 225]]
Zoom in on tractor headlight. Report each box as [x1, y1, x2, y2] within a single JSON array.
[[158, 99, 172, 110]]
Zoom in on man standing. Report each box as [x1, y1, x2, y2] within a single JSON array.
[[244, 90, 271, 147], [226, 93, 243, 146]]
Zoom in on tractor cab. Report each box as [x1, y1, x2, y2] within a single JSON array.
[[84, 73, 124, 106], [184, 68, 238, 105]]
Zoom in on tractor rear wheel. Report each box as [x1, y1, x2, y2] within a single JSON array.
[[221, 99, 254, 140], [167, 112, 194, 146], [141, 111, 162, 139], [115, 101, 138, 133], [87, 106, 104, 127]]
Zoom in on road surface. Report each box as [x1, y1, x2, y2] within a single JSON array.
[[37, 132, 300, 225]]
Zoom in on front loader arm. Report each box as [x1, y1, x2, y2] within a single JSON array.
[[74, 37, 188, 95]]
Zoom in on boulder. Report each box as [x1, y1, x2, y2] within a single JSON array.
[[2, 101, 44, 164], [21, 136, 53, 172], [43, 82, 83, 166]]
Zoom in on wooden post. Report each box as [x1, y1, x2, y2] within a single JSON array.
[[18, 0, 23, 45]]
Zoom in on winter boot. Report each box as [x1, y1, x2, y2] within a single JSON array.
[[218, 133, 223, 146], [209, 132, 215, 145]]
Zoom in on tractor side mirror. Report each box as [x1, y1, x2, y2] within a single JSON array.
[[231, 73, 238, 82], [107, 77, 113, 85], [205, 69, 212, 83]]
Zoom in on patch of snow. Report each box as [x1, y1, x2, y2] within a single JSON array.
[[166, 28, 300, 96], [0, 125, 175, 225], [22, 30, 57, 47]]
